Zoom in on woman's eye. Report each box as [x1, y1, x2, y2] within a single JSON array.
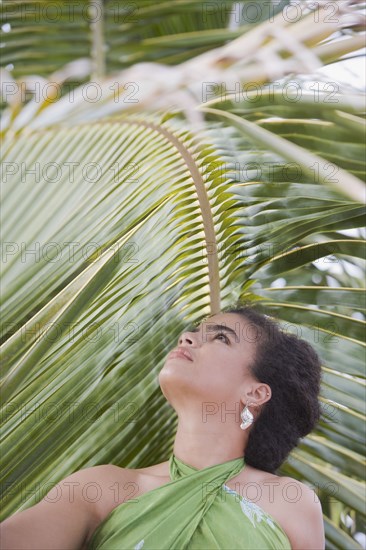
[[214, 332, 229, 344]]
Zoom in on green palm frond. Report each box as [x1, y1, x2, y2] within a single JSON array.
[[1, 1, 365, 548], [1, 1, 363, 130], [1, 0, 288, 78], [1, 115, 365, 547]]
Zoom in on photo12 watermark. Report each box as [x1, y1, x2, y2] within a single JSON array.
[[1, 160, 140, 183], [201, 478, 338, 504], [201, 81, 340, 104], [0, 81, 140, 106], [1, 2, 139, 24], [201, 399, 340, 426], [1, 318, 141, 346], [201, 1, 340, 24], [1, 240, 139, 265], [1, 399, 142, 426], [2, 478, 140, 505]]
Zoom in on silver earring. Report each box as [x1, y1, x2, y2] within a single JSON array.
[[240, 404, 254, 430]]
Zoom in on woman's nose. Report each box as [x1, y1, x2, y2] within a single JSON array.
[[178, 331, 197, 346]]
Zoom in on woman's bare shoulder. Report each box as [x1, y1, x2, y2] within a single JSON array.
[[277, 476, 325, 549], [67, 464, 138, 521], [229, 466, 324, 549], [77, 458, 170, 478], [134, 460, 170, 476], [77, 460, 170, 509]]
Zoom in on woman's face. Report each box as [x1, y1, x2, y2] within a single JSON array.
[[158, 312, 262, 413]]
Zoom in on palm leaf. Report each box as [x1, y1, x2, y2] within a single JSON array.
[[1, 115, 365, 544], [1, 2, 365, 548]]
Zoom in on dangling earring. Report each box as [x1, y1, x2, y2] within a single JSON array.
[[240, 403, 254, 430]]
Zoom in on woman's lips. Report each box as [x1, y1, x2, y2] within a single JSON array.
[[167, 348, 193, 361]]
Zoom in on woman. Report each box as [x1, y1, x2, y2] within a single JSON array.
[[1, 305, 325, 549]]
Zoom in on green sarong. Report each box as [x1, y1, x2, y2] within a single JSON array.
[[88, 454, 291, 549]]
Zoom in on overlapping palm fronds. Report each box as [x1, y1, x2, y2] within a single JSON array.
[[1, 1, 365, 548]]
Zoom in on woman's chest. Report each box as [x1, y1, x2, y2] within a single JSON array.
[[86, 469, 292, 550], [94, 469, 171, 524]]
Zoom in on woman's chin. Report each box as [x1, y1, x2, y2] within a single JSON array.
[[158, 364, 192, 392], [159, 364, 180, 383]]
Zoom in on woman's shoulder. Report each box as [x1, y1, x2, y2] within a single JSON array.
[[277, 475, 325, 549], [79, 459, 170, 478], [76, 460, 170, 495], [68, 463, 142, 518], [75, 461, 165, 544], [233, 466, 324, 550], [134, 460, 170, 476], [80, 460, 170, 512]]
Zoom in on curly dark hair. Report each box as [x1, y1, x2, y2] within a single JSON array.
[[222, 303, 322, 474]]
